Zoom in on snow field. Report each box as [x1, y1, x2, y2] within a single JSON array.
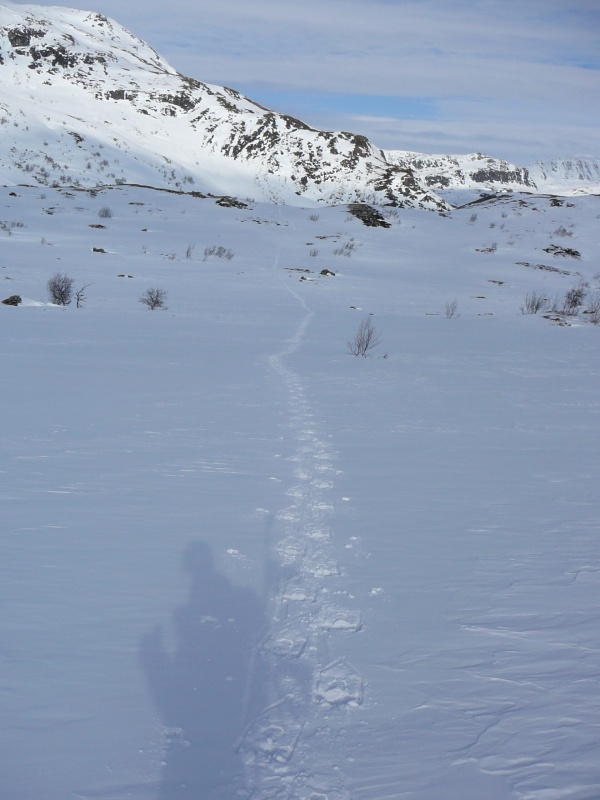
[[1, 184, 599, 799]]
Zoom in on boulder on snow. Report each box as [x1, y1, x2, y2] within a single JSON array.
[[2, 295, 22, 306]]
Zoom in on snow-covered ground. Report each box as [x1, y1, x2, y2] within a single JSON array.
[[1, 184, 599, 799]]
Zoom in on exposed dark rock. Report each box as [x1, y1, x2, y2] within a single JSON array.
[[425, 174, 450, 187], [347, 203, 391, 228], [471, 167, 531, 185], [158, 92, 197, 112], [543, 245, 581, 259], [2, 295, 22, 306], [515, 261, 572, 276], [29, 44, 78, 69], [215, 197, 247, 209], [7, 27, 45, 47]]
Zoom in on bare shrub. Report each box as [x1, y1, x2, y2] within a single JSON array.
[[309, 248, 319, 257], [549, 280, 589, 317], [47, 272, 74, 305], [585, 291, 600, 324], [333, 240, 355, 257], [476, 242, 497, 253], [445, 299, 458, 319], [562, 279, 588, 316], [347, 317, 381, 357], [469, 213, 477, 222], [185, 243, 195, 260], [75, 283, 92, 308], [98, 206, 112, 219], [139, 287, 168, 310], [309, 213, 320, 222], [203, 245, 233, 261], [521, 290, 547, 315], [553, 225, 572, 238], [0, 220, 25, 233]]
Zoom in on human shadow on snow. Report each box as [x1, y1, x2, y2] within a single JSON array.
[[139, 541, 268, 799]]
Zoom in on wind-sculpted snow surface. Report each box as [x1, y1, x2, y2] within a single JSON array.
[[1, 185, 600, 799]]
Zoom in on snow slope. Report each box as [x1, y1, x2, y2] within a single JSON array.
[[1, 183, 599, 799]]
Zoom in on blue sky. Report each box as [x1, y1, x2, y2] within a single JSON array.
[[6, 0, 600, 162]]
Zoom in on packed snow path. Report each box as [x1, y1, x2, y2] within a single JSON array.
[[239, 262, 362, 798]]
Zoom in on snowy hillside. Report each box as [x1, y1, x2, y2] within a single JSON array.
[[0, 2, 447, 209], [1, 179, 600, 799]]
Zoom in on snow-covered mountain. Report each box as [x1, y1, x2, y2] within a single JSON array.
[[383, 151, 600, 199], [528, 158, 600, 195], [383, 150, 536, 194], [1, 3, 598, 206], [0, 2, 448, 209]]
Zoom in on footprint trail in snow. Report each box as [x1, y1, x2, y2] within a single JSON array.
[[240, 298, 363, 799]]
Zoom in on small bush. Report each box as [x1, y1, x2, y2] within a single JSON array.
[[347, 317, 381, 357], [98, 206, 112, 219], [521, 290, 547, 315], [549, 279, 589, 317], [203, 245, 233, 261], [553, 225, 572, 238], [469, 213, 477, 222], [309, 213, 320, 222], [75, 283, 92, 308], [585, 291, 600, 324], [333, 240, 355, 257], [48, 272, 74, 305], [562, 279, 588, 315], [139, 287, 168, 310], [445, 299, 458, 319]]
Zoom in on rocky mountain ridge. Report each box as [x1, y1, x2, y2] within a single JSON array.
[[1, 3, 598, 207]]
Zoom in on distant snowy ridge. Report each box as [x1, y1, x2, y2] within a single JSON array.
[[384, 151, 600, 197], [527, 158, 600, 195], [0, 3, 598, 206], [383, 150, 536, 194]]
